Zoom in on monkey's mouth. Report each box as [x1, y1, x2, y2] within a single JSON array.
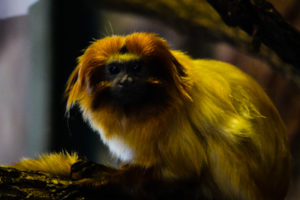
[[111, 86, 148, 106]]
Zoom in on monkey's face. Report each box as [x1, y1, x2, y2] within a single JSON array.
[[87, 56, 165, 111], [105, 59, 158, 106], [66, 33, 191, 117]]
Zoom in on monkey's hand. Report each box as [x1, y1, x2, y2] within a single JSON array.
[[70, 159, 117, 181], [68, 160, 208, 200], [70, 159, 152, 186], [63, 160, 158, 199]]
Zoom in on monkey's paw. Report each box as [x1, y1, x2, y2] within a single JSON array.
[[71, 159, 117, 180]]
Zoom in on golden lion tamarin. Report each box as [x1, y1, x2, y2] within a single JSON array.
[[10, 33, 290, 199]]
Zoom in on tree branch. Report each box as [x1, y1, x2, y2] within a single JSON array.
[[206, 0, 300, 75], [0, 165, 209, 200], [0, 167, 72, 199]]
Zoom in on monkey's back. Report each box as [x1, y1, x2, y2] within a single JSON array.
[[171, 51, 290, 199]]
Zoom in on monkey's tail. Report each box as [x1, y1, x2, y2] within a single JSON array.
[[4, 152, 79, 178]]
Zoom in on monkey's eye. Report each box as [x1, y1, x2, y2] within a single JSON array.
[[132, 64, 141, 72], [108, 65, 120, 75]]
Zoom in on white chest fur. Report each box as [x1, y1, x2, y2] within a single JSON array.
[[87, 116, 135, 162], [97, 130, 135, 162], [105, 137, 135, 162]]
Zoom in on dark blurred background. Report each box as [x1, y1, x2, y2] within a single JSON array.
[[0, 0, 299, 199]]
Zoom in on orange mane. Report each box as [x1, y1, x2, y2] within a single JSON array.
[[65, 33, 191, 113]]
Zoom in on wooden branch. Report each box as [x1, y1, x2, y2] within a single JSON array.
[[206, 0, 300, 76], [88, 0, 300, 86], [0, 164, 209, 200], [0, 167, 73, 199]]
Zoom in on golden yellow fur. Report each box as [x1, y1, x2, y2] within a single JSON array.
[[11, 33, 290, 200], [8, 152, 78, 177]]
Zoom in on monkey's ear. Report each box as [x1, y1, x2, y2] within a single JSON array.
[[169, 53, 186, 77], [167, 52, 192, 102], [154, 35, 186, 77], [84, 66, 105, 95], [65, 63, 84, 112]]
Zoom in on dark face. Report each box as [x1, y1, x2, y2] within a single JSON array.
[[87, 56, 172, 113], [105, 59, 158, 107]]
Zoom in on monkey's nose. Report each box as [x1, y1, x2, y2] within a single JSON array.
[[119, 74, 134, 87]]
